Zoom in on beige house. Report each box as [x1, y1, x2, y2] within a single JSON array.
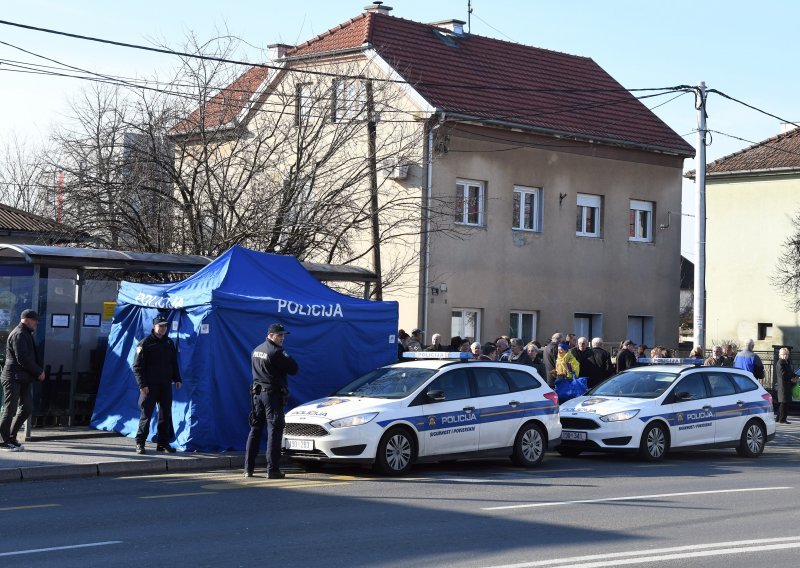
[[182, 4, 693, 347], [692, 126, 800, 350]]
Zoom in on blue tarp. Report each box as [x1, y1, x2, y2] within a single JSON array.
[[91, 246, 398, 452]]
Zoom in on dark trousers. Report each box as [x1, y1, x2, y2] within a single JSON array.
[[0, 380, 32, 443], [244, 391, 285, 474], [777, 402, 789, 423], [135, 383, 174, 445]]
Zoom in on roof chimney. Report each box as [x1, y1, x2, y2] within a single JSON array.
[[429, 19, 466, 35], [364, 2, 392, 15], [267, 43, 292, 61]]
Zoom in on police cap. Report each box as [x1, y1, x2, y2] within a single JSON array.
[[153, 314, 169, 326], [268, 323, 289, 335]]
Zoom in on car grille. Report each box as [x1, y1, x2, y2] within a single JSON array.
[[284, 423, 329, 437], [560, 417, 600, 430]]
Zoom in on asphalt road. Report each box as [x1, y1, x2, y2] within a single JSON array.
[[2, 427, 799, 568]]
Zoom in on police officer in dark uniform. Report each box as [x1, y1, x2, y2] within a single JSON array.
[[0, 309, 44, 451], [133, 314, 181, 454], [244, 323, 298, 479]]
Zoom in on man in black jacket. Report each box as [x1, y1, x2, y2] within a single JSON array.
[[244, 323, 299, 479], [1, 309, 44, 451], [133, 314, 182, 454], [616, 339, 638, 373], [584, 337, 614, 388]]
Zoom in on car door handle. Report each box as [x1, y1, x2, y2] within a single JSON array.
[[508, 400, 520, 407], [737, 400, 745, 407], [463, 406, 475, 412], [702, 405, 712, 411]]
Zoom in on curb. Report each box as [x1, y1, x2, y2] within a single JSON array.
[[1, 453, 273, 484]]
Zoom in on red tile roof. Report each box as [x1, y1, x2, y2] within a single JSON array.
[[172, 66, 271, 134], [703, 128, 800, 175], [287, 12, 694, 156]]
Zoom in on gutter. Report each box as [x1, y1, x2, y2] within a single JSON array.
[[422, 112, 445, 334], [444, 112, 695, 159], [685, 166, 800, 180]]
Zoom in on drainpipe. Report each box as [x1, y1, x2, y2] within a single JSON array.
[[422, 113, 445, 335]]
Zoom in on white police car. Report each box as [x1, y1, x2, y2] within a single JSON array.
[[283, 353, 561, 475], [558, 359, 776, 461]]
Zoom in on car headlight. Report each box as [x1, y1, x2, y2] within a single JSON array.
[[329, 413, 379, 428], [599, 409, 640, 422]]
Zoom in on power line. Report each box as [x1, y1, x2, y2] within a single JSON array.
[[0, 18, 690, 94], [709, 89, 800, 132]]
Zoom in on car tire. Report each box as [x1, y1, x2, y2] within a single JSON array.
[[295, 460, 326, 472], [638, 422, 668, 462], [557, 447, 583, 458], [511, 422, 546, 468], [736, 419, 766, 458], [374, 428, 415, 476]]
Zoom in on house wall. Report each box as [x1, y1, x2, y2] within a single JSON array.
[[705, 173, 800, 349], [423, 126, 685, 347]]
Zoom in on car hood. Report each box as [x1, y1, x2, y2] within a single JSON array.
[[560, 395, 652, 416], [286, 396, 399, 423]]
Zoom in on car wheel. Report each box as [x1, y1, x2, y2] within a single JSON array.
[[736, 419, 766, 458], [295, 460, 326, 472], [557, 447, 583, 458], [374, 428, 415, 476], [511, 422, 546, 467], [638, 422, 668, 462]]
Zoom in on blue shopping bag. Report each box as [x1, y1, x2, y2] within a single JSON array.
[[554, 377, 588, 403]]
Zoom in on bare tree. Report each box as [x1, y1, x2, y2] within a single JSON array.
[[34, 33, 458, 296], [773, 209, 800, 311], [0, 133, 53, 218]]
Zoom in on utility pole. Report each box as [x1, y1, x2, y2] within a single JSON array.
[[694, 82, 707, 349], [366, 79, 383, 300]]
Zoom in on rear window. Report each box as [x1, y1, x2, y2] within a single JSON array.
[[504, 369, 541, 392], [731, 373, 759, 393]]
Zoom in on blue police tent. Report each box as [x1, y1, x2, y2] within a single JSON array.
[[91, 245, 398, 452]]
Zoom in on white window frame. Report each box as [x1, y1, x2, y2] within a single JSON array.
[[573, 313, 603, 340], [576, 193, 602, 238], [452, 308, 481, 343], [509, 311, 538, 343], [332, 78, 366, 122], [629, 199, 654, 243], [512, 186, 542, 232], [627, 315, 655, 347], [455, 179, 485, 227]]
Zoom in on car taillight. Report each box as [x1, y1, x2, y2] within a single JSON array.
[[544, 392, 559, 406], [762, 393, 773, 404]]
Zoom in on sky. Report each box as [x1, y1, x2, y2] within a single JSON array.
[[2, 0, 798, 260]]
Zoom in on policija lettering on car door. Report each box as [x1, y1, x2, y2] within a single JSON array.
[[420, 369, 479, 455]]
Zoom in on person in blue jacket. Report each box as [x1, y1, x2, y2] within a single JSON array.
[[733, 339, 765, 381]]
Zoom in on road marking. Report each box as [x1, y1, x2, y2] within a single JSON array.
[[481, 486, 792, 511], [440, 478, 495, 483], [0, 504, 60, 512], [200, 480, 351, 490], [482, 536, 800, 568], [0, 541, 123, 557], [140, 491, 216, 499]]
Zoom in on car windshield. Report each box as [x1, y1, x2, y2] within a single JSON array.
[[335, 367, 437, 399], [587, 371, 678, 398]]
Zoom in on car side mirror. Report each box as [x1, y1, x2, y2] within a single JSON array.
[[427, 389, 446, 402]]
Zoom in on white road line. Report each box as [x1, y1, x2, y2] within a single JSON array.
[[481, 486, 792, 511], [482, 536, 800, 568], [0, 541, 123, 557]]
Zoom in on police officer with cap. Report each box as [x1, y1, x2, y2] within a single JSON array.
[[0, 309, 44, 451], [133, 313, 181, 454], [244, 323, 298, 479]]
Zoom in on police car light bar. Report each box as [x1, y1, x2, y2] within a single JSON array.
[[402, 352, 472, 360], [637, 357, 704, 365]]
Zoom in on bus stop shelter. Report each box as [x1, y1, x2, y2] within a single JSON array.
[[0, 244, 378, 434]]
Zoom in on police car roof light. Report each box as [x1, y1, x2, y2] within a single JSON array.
[[402, 352, 472, 360], [637, 357, 704, 365]]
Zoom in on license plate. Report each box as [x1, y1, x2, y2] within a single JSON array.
[[561, 430, 587, 441], [286, 439, 314, 451]]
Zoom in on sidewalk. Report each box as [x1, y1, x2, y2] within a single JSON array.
[[0, 427, 263, 483]]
